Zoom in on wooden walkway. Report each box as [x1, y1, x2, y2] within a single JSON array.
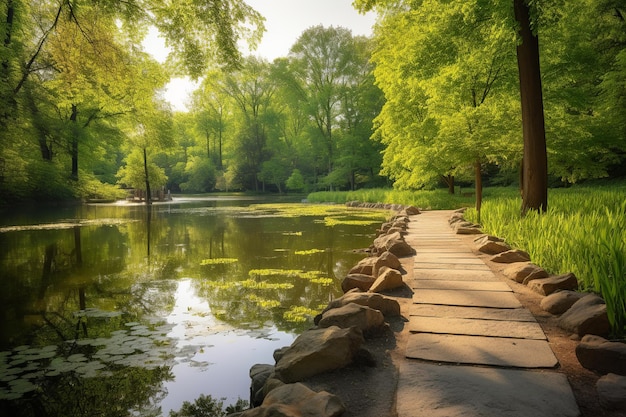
[[397, 210, 580, 417]]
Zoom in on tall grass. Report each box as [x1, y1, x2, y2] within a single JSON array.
[[465, 182, 626, 336]]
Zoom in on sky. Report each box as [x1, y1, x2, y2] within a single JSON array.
[[144, 0, 377, 111]]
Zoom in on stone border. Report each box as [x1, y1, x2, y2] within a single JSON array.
[[234, 204, 420, 417], [450, 209, 626, 412]]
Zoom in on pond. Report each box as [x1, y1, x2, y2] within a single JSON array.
[[0, 196, 390, 416]]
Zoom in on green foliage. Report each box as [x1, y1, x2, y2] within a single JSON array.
[[286, 169, 305, 192], [465, 182, 626, 336], [116, 148, 167, 191], [181, 156, 217, 193], [168, 394, 249, 417]]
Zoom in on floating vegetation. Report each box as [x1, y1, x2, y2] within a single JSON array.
[[0, 218, 137, 233], [294, 249, 326, 255], [310, 277, 334, 286], [239, 279, 294, 290], [283, 306, 318, 323], [200, 258, 239, 266], [239, 203, 390, 221], [282, 231, 302, 236], [248, 268, 303, 278], [248, 294, 282, 309], [0, 321, 183, 400], [322, 216, 381, 227]]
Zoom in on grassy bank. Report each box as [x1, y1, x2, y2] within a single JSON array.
[[463, 182, 626, 337]]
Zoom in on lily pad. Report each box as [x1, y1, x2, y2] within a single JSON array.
[[0, 390, 22, 401], [67, 354, 88, 362], [9, 379, 37, 394], [13, 345, 30, 352]]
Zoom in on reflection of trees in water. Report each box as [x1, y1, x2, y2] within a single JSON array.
[[0, 223, 179, 417], [191, 215, 368, 333], [0, 364, 172, 417], [0, 203, 384, 415]]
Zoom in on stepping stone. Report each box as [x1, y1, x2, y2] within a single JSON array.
[[410, 304, 537, 322], [413, 248, 473, 254], [413, 289, 522, 308], [413, 256, 486, 265], [411, 280, 511, 292], [408, 316, 546, 340], [396, 362, 580, 417], [413, 269, 497, 281], [413, 262, 491, 270], [406, 333, 558, 368]]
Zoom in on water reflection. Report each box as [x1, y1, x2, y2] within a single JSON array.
[[0, 197, 388, 416]]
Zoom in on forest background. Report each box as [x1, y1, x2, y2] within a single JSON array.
[[0, 0, 624, 206]]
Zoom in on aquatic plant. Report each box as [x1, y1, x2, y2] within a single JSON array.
[[294, 249, 326, 255], [200, 258, 239, 266], [283, 306, 319, 323]]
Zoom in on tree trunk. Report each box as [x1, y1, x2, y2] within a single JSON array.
[[1, 1, 15, 120], [206, 131, 210, 160], [143, 147, 152, 205], [443, 175, 455, 194], [218, 128, 223, 170], [474, 160, 483, 223], [514, 0, 548, 214], [70, 104, 79, 180]]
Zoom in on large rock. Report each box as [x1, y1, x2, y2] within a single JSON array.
[[239, 382, 345, 417], [341, 273, 375, 293], [373, 232, 414, 257], [317, 303, 385, 333], [575, 335, 626, 375], [528, 273, 579, 296], [377, 222, 392, 235], [540, 290, 586, 315], [455, 224, 483, 235], [502, 263, 548, 284], [558, 294, 611, 337], [474, 235, 504, 244], [373, 251, 402, 277], [274, 326, 364, 383], [373, 231, 397, 252], [597, 374, 626, 411], [386, 226, 406, 236], [403, 206, 421, 215], [314, 290, 400, 323], [369, 267, 404, 293], [477, 240, 511, 255], [386, 238, 415, 257], [490, 249, 531, 264], [250, 364, 274, 406], [348, 256, 377, 275], [449, 213, 465, 225]]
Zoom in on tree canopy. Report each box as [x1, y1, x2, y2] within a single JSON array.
[[0, 0, 624, 204]]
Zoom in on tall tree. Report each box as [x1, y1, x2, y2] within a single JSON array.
[[363, 0, 520, 215], [288, 25, 358, 187], [0, 0, 264, 202], [515, 0, 548, 214], [219, 56, 276, 191]]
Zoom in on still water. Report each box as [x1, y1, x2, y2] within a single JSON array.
[[0, 196, 389, 416]]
